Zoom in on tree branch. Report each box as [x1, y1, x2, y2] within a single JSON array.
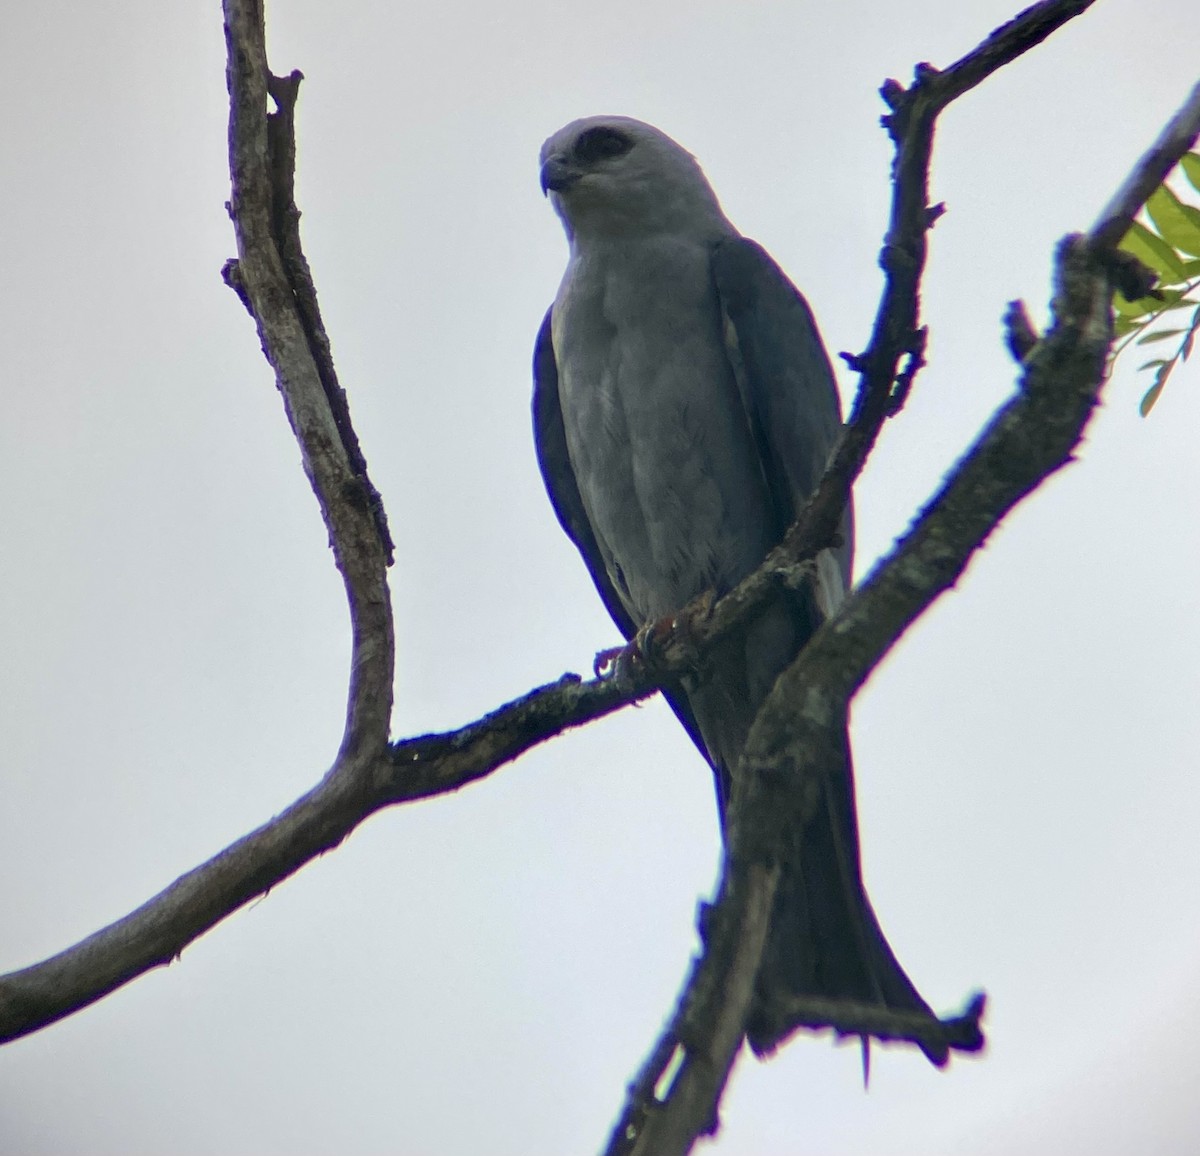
[[602, 862, 781, 1156], [1092, 77, 1200, 248], [0, 10, 1192, 1120], [222, 0, 394, 758], [621, 0, 1102, 683], [768, 991, 986, 1055], [0, 0, 397, 1046], [602, 3, 1200, 1151], [794, 0, 1098, 579]]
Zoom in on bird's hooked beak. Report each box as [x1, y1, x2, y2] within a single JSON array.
[[540, 154, 581, 195]]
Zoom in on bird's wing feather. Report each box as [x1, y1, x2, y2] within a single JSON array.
[[708, 239, 939, 1050], [711, 236, 853, 599]]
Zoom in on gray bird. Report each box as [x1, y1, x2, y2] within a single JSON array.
[[532, 116, 940, 1062]]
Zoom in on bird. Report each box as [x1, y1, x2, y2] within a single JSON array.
[[532, 115, 941, 1062]]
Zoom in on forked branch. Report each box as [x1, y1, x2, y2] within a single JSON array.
[[3, 28, 1196, 1156], [603, 3, 1200, 1152]]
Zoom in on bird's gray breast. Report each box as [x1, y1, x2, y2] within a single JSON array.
[[552, 236, 774, 624]]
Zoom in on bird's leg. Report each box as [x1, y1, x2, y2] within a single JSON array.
[[646, 588, 716, 671], [634, 614, 676, 661], [591, 617, 670, 684], [592, 589, 717, 681]]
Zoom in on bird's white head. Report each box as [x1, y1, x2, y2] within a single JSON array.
[[539, 116, 730, 245]]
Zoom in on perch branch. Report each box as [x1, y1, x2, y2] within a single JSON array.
[[3, 2, 1192, 1080], [600, 4, 1200, 1152]]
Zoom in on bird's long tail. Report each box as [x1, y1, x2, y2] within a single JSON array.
[[670, 607, 944, 1066], [741, 732, 944, 1064]]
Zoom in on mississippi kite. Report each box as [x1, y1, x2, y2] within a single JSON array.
[[533, 116, 940, 1060]]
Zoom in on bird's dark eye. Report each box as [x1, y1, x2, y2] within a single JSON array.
[[574, 127, 634, 165]]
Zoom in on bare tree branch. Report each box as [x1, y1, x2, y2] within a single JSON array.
[[257, 68, 395, 565], [1, 16, 1194, 1133], [222, 0, 394, 757], [602, 3, 1200, 1152], [603, 862, 782, 1156], [1092, 77, 1200, 248], [0, 774, 372, 1043], [0, 0, 398, 1046], [628, 0, 1103, 684], [768, 991, 987, 1055]]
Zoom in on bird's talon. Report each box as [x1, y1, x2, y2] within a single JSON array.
[[593, 645, 625, 678]]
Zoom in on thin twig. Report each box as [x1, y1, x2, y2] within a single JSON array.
[[770, 991, 986, 1055], [1092, 78, 1200, 249]]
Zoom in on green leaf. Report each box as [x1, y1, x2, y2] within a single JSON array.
[[1134, 328, 1188, 344], [1140, 358, 1177, 417], [1113, 292, 1158, 318], [1114, 286, 1191, 316], [1120, 221, 1189, 283], [1181, 152, 1200, 196], [1155, 293, 1199, 312], [1146, 186, 1200, 257], [1114, 294, 1163, 320], [1137, 358, 1170, 372]]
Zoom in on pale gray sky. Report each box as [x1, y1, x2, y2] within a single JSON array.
[[2, 1, 1199, 1153]]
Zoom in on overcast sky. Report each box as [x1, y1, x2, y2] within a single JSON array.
[[2, 1, 1199, 1153]]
